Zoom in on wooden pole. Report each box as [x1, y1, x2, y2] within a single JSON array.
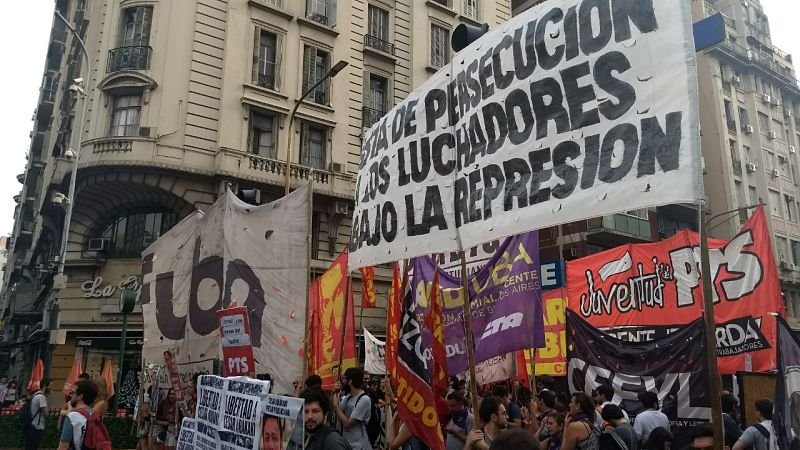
[[336, 273, 353, 380], [458, 252, 481, 428], [303, 179, 313, 380]]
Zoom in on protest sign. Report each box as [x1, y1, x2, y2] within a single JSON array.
[[177, 418, 196, 450], [142, 187, 309, 394], [349, 0, 701, 268], [195, 375, 271, 450], [566, 206, 784, 373], [472, 354, 516, 385], [364, 328, 386, 375], [412, 232, 543, 375], [217, 306, 255, 377], [262, 394, 305, 450], [568, 310, 710, 438]]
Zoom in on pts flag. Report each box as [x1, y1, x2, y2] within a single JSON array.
[[308, 251, 357, 388]]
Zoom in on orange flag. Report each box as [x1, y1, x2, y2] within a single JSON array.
[[359, 266, 376, 309], [101, 359, 115, 398], [307, 251, 357, 388], [385, 262, 402, 385], [27, 359, 44, 394], [63, 359, 83, 399], [424, 271, 448, 399]]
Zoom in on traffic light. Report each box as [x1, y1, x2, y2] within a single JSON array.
[[451, 23, 489, 52]]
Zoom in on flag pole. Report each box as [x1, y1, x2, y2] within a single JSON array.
[[303, 178, 313, 380], [459, 252, 481, 427], [336, 272, 353, 380]]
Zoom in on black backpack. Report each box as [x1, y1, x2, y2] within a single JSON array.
[[599, 430, 629, 450], [16, 393, 43, 430], [354, 393, 382, 446]]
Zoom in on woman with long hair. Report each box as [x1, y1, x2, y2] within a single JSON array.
[[93, 378, 109, 417], [561, 393, 600, 450], [157, 388, 179, 450]]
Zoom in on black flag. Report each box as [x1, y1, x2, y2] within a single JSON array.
[[775, 315, 800, 450], [566, 310, 710, 442]]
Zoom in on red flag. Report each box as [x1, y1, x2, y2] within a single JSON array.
[[27, 359, 44, 395], [385, 262, 402, 385], [359, 266, 377, 309], [307, 251, 357, 388], [63, 359, 83, 400], [101, 359, 115, 398], [515, 350, 528, 381], [424, 271, 448, 399], [395, 262, 445, 450]]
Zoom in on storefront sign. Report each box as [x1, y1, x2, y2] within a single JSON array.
[[75, 336, 144, 349], [81, 275, 142, 298]]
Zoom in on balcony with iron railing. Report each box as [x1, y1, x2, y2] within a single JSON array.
[[107, 46, 152, 73], [362, 107, 386, 129], [364, 34, 395, 55], [306, 11, 329, 26]]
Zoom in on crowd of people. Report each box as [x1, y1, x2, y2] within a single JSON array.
[[7, 368, 780, 450]]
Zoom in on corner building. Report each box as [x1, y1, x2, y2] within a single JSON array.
[[0, 0, 511, 401]]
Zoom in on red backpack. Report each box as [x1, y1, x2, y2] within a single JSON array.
[[75, 409, 112, 450]]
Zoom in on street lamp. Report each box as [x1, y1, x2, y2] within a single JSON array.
[[283, 60, 348, 195], [699, 203, 760, 450], [45, 10, 92, 378]]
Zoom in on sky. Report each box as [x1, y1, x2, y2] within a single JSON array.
[[0, 2, 798, 236]]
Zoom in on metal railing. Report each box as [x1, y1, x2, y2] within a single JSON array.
[[247, 154, 332, 184], [93, 138, 134, 153], [362, 107, 385, 129], [107, 46, 152, 73], [364, 34, 395, 54], [256, 72, 276, 90], [307, 12, 328, 25]]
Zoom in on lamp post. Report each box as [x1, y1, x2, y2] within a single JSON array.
[[45, 9, 91, 378], [699, 203, 760, 450], [283, 60, 348, 195], [113, 289, 137, 412]]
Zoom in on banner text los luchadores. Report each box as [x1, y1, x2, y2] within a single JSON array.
[[349, 0, 701, 268], [567, 206, 784, 374]]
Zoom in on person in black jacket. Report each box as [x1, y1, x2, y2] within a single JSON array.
[[300, 389, 352, 450], [721, 394, 742, 448]]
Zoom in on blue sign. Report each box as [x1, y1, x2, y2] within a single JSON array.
[[540, 259, 564, 291], [693, 14, 726, 52]]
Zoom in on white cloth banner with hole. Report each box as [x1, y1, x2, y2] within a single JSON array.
[[349, 0, 701, 268]]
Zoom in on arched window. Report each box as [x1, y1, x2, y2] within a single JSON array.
[[99, 209, 177, 258]]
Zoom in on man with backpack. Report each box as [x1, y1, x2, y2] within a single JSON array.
[[733, 399, 776, 450], [333, 367, 374, 450], [58, 379, 112, 450], [22, 378, 51, 450]]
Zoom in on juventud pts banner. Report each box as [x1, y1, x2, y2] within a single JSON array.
[[350, 0, 701, 268]]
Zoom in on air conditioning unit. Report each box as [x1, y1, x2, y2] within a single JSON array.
[[743, 124, 754, 134], [771, 96, 780, 107], [329, 162, 345, 174], [768, 130, 778, 140], [763, 93, 772, 103], [791, 145, 797, 154], [771, 168, 780, 177], [781, 260, 795, 271], [332, 200, 349, 216], [746, 162, 758, 173], [87, 238, 109, 252]]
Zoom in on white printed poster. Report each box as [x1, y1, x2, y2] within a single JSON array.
[[195, 375, 271, 450], [262, 393, 305, 450], [363, 328, 386, 375], [177, 417, 197, 450], [350, 0, 701, 268], [142, 187, 309, 393]]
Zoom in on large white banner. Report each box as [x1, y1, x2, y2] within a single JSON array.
[[141, 187, 309, 394], [363, 328, 386, 375], [350, 0, 701, 268]]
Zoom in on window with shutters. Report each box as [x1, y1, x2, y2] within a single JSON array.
[[303, 46, 331, 105], [300, 121, 328, 170], [431, 24, 449, 68], [254, 30, 278, 90], [250, 110, 277, 158], [367, 5, 389, 41], [306, 0, 332, 25], [109, 95, 142, 137], [121, 6, 152, 46], [363, 74, 388, 128], [463, 0, 479, 20], [770, 190, 782, 217]]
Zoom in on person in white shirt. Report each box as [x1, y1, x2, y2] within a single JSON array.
[[733, 399, 775, 450], [594, 385, 628, 429], [633, 392, 670, 443]]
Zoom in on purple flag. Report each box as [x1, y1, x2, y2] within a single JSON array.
[[412, 232, 544, 375]]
